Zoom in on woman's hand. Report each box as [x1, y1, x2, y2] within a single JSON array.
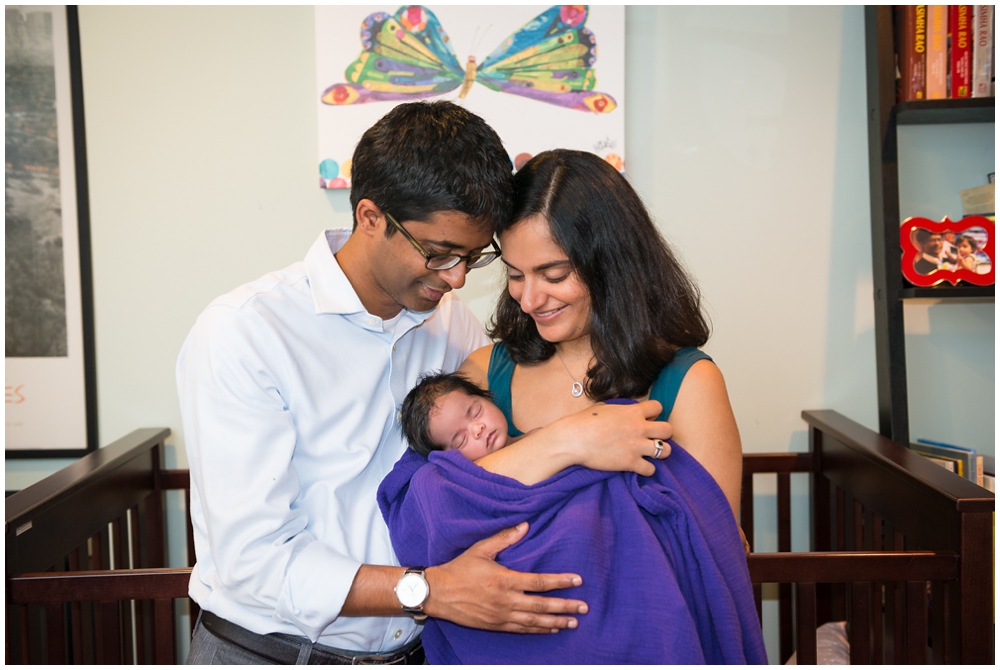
[[546, 400, 673, 475], [476, 399, 672, 485]]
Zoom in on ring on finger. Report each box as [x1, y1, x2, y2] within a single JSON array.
[[653, 439, 665, 459]]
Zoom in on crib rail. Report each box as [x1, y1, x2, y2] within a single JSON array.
[[741, 411, 993, 664], [6, 413, 994, 664], [4, 428, 193, 664]]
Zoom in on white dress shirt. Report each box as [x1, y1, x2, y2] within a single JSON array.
[[176, 229, 487, 651]]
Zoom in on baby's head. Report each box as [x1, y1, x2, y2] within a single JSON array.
[[401, 372, 509, 460], [956, 234, 977, 256]]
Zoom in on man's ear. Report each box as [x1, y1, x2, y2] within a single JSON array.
[[354, 199, 383, 238]]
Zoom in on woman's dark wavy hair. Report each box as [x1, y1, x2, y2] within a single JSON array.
[[488, 149, 710, 401], [350, 101, 513, 233]]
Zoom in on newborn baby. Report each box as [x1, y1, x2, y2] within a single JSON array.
[[400, 371, 521, 460]]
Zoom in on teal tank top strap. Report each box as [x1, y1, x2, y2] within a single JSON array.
[[649, 347, 713, 420], [486, 343, 523, 436]]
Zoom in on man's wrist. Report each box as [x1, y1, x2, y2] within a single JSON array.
[[394, 567, 429, 623]]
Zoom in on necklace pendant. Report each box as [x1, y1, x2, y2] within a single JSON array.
[[571, 382, 584, 398]]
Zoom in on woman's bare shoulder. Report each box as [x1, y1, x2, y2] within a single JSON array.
[[459, 343, 494, 390]]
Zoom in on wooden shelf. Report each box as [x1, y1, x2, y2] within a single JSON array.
[[894, 98, 995, 125], [864, 7, 995, 445], [899, 285, 995, 301]]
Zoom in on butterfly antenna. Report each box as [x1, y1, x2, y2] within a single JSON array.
[[470, 23, 493, 57]]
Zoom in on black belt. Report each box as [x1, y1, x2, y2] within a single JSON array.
[[200, 610, 425, 665]]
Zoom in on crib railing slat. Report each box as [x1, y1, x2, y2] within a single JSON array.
[[96, 601, 121, 664], [45, 603, 66, 664], [740, 473, 754, 552], [154, 598, 176, 664], [795, 583, 817, 664], [906, 581, 927, 664], [850, 581, 871, 664], [853, 499, 864, 550], [871, 582, 883, 664]]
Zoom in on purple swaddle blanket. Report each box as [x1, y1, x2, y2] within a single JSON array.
[[377, 442, 767, 664]]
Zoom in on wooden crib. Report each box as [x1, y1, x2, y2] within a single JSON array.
[[5, 410, 994, 664]]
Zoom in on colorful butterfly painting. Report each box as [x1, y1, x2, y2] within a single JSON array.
[[320, 5, 617, 114]]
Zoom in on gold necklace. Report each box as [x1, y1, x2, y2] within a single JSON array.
[[555, 349, 585, 398]]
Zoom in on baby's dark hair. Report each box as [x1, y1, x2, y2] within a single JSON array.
[[401, 372, 493, 457]]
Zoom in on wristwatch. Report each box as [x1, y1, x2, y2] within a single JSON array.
[[394, 567, 429, 623]]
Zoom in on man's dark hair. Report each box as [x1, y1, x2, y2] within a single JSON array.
[[488, 149, 710, 401], [400, 371, 493, 457], [349, 101, 513, 234], [915, 229, 942, 247]]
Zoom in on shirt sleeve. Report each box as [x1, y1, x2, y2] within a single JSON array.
[[177, 304, 360, 641]]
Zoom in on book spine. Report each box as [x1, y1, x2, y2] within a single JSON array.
[[950, 5, 974, 97], [972, 5, 995, 97], [927, 6, 948, 98], [901, 6, 928, 100]]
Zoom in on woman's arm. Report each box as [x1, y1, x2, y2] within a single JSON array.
[[668, 360, 743, 518], [459, 347, 672, 485]]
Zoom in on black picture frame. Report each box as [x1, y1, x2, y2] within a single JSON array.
[[5, 5, 98, 458]]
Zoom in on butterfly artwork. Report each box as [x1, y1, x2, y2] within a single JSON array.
[[321, 5, 617, 114], [314, 5, 624, 189]]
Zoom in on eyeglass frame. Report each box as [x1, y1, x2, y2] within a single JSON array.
[[383, 211, 501, 271]]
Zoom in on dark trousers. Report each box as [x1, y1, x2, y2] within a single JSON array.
[[187, 612, 425, 665]]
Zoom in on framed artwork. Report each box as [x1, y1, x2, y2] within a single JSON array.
[[5, 6, 98, 457], [899, 215, 995, 287], [315, 4, 626, 189]]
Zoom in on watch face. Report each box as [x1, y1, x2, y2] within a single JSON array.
[[396, 572, 429, 609]]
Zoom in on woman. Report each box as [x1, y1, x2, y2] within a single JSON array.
[[379, 150, 764, 664]]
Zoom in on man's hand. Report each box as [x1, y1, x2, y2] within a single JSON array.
[[424, 522, 588, 633]]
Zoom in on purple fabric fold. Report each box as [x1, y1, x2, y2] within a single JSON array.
[[377, 443, 767, 664]]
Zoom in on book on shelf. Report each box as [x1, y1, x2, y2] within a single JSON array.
[[948, 5, 975, 98], [912, 439, 984, 487], [897, 5, 928, 101], [972, 5, 994, 97], [950, 5, 974, 97], [982, 454, 995, 492], [928, 6, 949, 98], [895, 5, 994, 100]]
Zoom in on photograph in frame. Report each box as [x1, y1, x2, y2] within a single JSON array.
[[5, 5, 97, 457]]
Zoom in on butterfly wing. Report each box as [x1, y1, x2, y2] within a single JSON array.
[[476, 5, 617, 113], [321, 6, 464, 105]]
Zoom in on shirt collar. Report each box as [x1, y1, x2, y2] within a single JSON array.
[[305, 229, 437, 328]]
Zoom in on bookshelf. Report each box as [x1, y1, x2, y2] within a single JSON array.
[[863, 6, 995, 446]]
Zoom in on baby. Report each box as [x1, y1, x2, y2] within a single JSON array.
[[400, 371, 518, 460]]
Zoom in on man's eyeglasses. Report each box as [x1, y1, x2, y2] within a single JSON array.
[[384, 211, 501, 271]]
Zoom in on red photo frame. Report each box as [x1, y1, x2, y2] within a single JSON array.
[[899, 216, 995, 287]]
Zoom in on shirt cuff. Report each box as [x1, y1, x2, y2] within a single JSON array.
[[274, 541, 363, 641]]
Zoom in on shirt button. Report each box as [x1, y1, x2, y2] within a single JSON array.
[[392, 344, 396, 351], [366, 317, 376, 326], [394, 629, 402, 639], [397, 411, 403, 422]]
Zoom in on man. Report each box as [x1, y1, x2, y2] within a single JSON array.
[[913, 229, 943, 275], [178, 101, 670, 664]]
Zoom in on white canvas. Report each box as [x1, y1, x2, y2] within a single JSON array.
[[315, 4, 625, 188]]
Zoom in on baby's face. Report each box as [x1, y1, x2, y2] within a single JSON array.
[[428, 390, 509, 460]]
